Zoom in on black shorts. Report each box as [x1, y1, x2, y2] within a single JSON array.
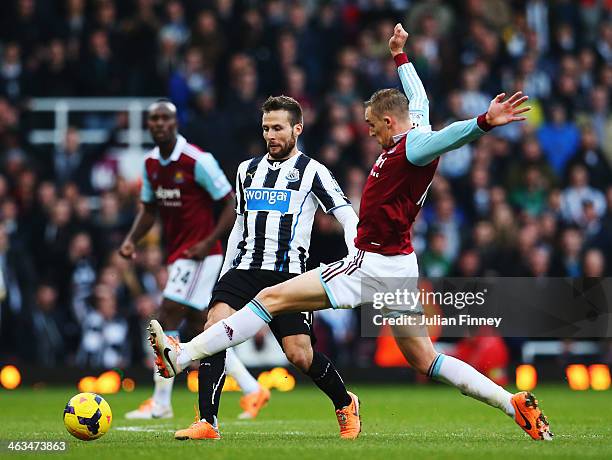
[[210, 268, 315, 346]]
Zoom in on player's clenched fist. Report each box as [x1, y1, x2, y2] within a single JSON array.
[[389, 23, 409, 57], [118, 240, 136, 260]]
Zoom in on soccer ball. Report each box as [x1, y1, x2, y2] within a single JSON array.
[[63, 393, 112, 441]]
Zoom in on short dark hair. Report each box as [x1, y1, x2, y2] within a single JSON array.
[[365, 88, 409, 118], [261, 95, 303, 125], [148, 98, 177, 115]]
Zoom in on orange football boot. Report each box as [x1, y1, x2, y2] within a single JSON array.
[[511, 391, 553, 441], [335, 391, 361, 439], [238, 386, 271, 419], [174, 414, 221, 440]]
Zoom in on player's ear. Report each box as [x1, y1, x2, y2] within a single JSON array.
[[383, 115, 393, 128], [293, 123, 303, 136]]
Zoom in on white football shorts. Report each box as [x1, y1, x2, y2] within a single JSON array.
[[163, 255, 223, 310], [319, 250, 421, 316]]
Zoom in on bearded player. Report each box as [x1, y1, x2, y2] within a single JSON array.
[[121, 100, 268, 420], [171, 95, 361, 441], [149, 26, 553, 441]]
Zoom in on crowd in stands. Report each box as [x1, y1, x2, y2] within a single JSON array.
[[1, 0, 611, 368]]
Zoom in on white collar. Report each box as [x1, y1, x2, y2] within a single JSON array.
[[392, 130, 410, 144], [152, 134, 186, 163]]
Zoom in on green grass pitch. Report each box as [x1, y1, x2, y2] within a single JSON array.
[[2, 384, 611, 459]]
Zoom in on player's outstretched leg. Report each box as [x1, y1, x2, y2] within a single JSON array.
[[127, 299, 186, 419], [149, 270, 329, 377], [393, 327, 552, 441], [171, 301, 271, 440]]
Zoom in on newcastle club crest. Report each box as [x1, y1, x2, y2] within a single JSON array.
[[285, 168, 300, 183]]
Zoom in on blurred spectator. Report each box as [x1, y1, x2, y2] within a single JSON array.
[[0, 222, 35, 361], [31, 283, 65, 367], [552, 227, 584, 277], [66, 232, 97, 324], [518, 53, 551, 99], [579, 86, 612, 162], [0, 43, 27, 102], [82, 30, 121, 96], [119, 0, 161, 95], [582, 248, 606, 277], [452, 248, 483, 277], [428, 194, 462, 261], [169, 46, 213, 124], [190, 10, 226, 70], [505, 135, 556, 191], [76, 284, 129, 368], [0, 0, 611, 368], [160, 0, 190, 48], [421, 231, 452, 277], [537, 104, 581, 176], [561, 164, 606, 225], [459, 66, 490, 117], [567, 126, 612, 190], [510, 166, 547, 216], [34, 198, 74, 278], [32, 39, 75, 97]]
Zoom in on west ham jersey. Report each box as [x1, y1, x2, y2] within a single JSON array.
[[140, 135, 232, 264], [354, 134, 438, 255], [355, 52, 489, 256]]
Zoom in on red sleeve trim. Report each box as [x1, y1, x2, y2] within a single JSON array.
[[477, 113, 494, 131], [217, 190, 234, 202], [393, 52, 409, 67]]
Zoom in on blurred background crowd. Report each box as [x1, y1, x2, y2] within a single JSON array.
[[0, 0, 611, 372]]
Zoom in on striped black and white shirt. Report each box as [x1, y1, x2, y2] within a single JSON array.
[[230, 151, 351, 274]]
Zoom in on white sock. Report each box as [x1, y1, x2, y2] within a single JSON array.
[[225, 347, 260, 395], [153, 371, 174, 408], [152, 329, 178, 408], [430, 354, 515, 417], [183, 300, 270, 362]]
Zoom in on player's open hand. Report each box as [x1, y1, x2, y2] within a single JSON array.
[[183, 238, 214, 260], [119, 240, 136, 260], [389, 23, 409, 57], [485, 91, 531, 127]]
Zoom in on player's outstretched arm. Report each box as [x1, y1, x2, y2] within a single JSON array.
[[389, 23, 429, 127], [406, 92, 530, 166]]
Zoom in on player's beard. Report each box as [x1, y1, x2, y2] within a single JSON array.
[[268, 133, 296, 160]]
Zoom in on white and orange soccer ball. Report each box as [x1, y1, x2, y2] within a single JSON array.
[[63, 392, 112, 441]]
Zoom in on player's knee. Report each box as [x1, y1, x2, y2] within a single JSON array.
[[284, 346, 312, 372], [257, 285, 286, 310]]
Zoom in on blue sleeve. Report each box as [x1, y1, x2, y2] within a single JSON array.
[[397, 61, 430, 127], [406, 118, 486, 166], [194, 153, 233, 201], [140, 162, 154, 203]]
